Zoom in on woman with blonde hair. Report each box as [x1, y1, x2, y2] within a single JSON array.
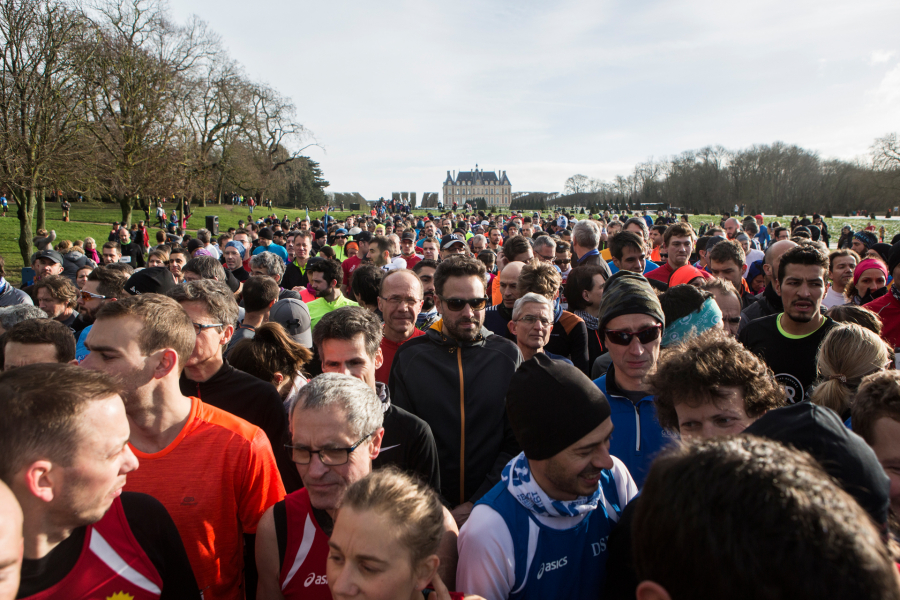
[[82, 237, 100, 264], [328, 468, 478, 600], [811, 323, 892, 420]]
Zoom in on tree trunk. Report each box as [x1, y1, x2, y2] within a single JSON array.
[[15, 189, 36, 266], [118, 195, 133, 226], [35, 190, 46, 232]]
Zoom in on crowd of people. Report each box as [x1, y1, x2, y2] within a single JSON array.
[[1, 205, 900, 599]]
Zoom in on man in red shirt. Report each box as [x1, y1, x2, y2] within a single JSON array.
[[375, 269, 425, 383], [646, 223, 695, 284], [82, 295, 285, 600], [341, 231, 372, 295], [400, 230, 422, 268], [1, 363, 200, 598], [865, 243, 900, 349]]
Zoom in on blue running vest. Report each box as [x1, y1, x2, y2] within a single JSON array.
[[476, 470, 622, 600]]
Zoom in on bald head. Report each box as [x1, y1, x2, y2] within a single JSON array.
[[724, 218, 741, 240], [500, 261, 526, 309], [763, 240, 798, 285], [0, 480, 22, 600]]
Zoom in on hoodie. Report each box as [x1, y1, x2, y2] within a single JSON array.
[[389, 319, 522, 506]]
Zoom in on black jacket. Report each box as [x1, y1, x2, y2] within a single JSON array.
[[373, 382, 441, 492], [179, 361, 300, 492], [281, 261, 309, 290], [738, 284, 782, 334], [389, 320, 522, 506], [119, 242, 145, 268]]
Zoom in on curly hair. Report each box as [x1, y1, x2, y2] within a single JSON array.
[[517, 260, 561, 300], [32, 275, 78, 309], [851, 370, 900, 447], [433, 255, 486, 298], [649, 329, 785, 431]]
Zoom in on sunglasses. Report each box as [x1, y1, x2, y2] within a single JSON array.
[[440, 296, 489, 311], [554, 258, 571, 266], [604, 324, 662, 346], [80, 290, 109, 301]]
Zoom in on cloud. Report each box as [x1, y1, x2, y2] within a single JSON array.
[[871, 50, 895, 64]]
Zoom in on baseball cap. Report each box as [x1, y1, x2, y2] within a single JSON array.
[[335, 228, 348, 235], [349, 227, 362, 235], [34, 249, 63, 265], [269, 299, 312, 348], [354, 231, 373, 243], [441, 233, 466, 249], [401, 231, 416, 241]]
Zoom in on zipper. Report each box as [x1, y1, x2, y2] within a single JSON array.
[[634, 404, 641, 452], [457, 347, 466, 506]]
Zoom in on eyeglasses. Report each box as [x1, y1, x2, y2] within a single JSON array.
[[285, 432, 373, 466], [604, 324, 662, 346], [380, 295, 422, 307], [440, 297, 489, 311], [554, 258, 571, 266], [334, 235, 346, 240], [517, 314, 552, 327], [80, 290, 109, 301], [192, 322, 224, 334]]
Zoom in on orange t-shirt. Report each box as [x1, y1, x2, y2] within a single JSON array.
[[126, 396, 286, 600], [491, 273, 502, 306]]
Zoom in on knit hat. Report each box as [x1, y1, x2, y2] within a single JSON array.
[[853, 230, 877, 250], [506, 353, 611, 460], [124, 267, 176, 296], [598, 270, 665, 333], [669, 265, 711, 287], [871, 243, 891, 266], [225, 240, 247, 260], [744, 402, 890, 527], [853, 259, 887, 286], [889, 242, 900, 276], [258, 227, 274, 240], [186, 238, 204, 253]]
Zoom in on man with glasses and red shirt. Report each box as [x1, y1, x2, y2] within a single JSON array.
[[389, 255, 522, 527], [592, 270, 669, 487]]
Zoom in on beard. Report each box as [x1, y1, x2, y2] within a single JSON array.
[[316, 286, 333, 298], [422, 293, 435, 311], [444, 315, 482, 343]]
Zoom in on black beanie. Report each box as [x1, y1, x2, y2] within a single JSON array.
[[507, 353, 611, 460], [744, 402, 890, 527], [888, 242, 900, 277], [598, 270, 665, 333], [124, 267, 177, 296]]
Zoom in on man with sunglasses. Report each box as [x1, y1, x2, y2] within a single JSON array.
[[170, 279, 301, 491], [592, 270, 669, 487], [329, 227, 350, 261], [73, 266, 128, 360], [390, 256, 522, 526]]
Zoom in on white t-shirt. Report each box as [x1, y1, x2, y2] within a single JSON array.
[[822, 286, 847, 309], [744, 248, 764, 266], [456, 456, 637, 600]]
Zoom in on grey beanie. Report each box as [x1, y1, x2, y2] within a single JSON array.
[[598, 270, 665, 332]]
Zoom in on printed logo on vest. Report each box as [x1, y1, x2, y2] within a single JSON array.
[[536, 556, 567, 579], [304, 573, 327, 587], [592, 536, 609, 556]]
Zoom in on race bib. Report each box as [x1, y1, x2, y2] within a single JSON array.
[[120, 256, 132, 263]]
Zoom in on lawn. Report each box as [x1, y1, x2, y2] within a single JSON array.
[[4, 202, 899, 285]]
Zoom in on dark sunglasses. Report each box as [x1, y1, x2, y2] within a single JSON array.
[[554, 258, 570, 266], [604, 324, 662, 346], [441, 296, 489, 311]]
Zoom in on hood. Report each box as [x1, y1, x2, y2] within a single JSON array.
[[744, 402, 890, 528], [425, 318, 492, 348]]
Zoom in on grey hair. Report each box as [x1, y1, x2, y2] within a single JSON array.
[[0, 305, 49, 331], [387, 234, 401, 255], [250, 251, 285, 280], [471, 234, 487, 246], [167, 279, 239, 327], [183, 256, 227, 281], [572, 221, 600, 250], [624, 217, 649, 240], [511, 292, 553, 321], [291, 373, 384, 438], [533, 235, 556, 255], [196, 228, 211, 244]]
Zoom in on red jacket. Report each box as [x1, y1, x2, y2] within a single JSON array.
[[864, 292, 900, 349]]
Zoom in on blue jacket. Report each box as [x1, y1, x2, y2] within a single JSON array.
[[593, 365, 668, 487]]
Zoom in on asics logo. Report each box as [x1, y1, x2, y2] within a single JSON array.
[[304, 573, 327, 587], [536, 556, 567, 579]]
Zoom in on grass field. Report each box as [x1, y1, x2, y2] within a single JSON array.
[[4, 201, 900, 285]]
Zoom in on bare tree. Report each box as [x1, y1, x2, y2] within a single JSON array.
[[0, 0, 87, 263], [564, 174, 589, 195]]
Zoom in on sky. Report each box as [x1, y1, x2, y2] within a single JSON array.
[[170, 0, 900, 201]]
